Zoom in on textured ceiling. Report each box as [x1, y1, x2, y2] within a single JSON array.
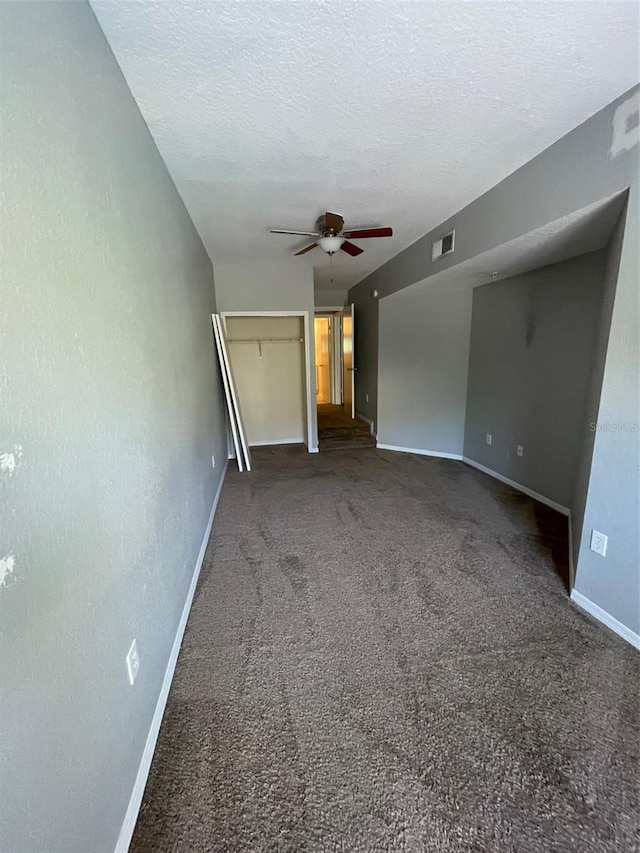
[[90, 0, 639, 291]]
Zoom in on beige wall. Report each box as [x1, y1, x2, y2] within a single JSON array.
[[226, 317, 306, 446]]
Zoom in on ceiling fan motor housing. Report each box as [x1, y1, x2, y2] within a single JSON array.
[[316, 215, 341, 237]]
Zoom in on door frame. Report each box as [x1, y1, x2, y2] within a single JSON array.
[[330, 316, 342, 405], [341, 303, 355, 419], [221, 311, 316, 453]]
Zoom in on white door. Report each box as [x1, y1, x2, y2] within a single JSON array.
[[341, 303, 355, 419]]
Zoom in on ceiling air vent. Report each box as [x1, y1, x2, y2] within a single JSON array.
[[432, 229, 455, 261]]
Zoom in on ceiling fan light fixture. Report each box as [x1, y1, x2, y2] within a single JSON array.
[[318, 235, 345, 254]]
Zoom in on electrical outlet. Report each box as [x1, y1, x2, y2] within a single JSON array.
[[486, 433, 492, 446], [517, 445, 524, 457], [211, 455, 216, 469], [590, 530, 608, 557], [126, 639, 140, 686]]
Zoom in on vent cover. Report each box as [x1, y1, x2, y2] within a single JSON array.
[[432, 229, 455, 261]]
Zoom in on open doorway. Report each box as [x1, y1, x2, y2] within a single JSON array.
[[313, 309, 352, 411], [314, 316, 332, 404], [314, 306, 375, 450]]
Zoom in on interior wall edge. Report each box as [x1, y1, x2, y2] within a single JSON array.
[[569, 200, 629, 584]]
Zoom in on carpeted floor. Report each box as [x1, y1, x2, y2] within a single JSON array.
[[131, 446, 639, 853], [317, 404, 376, 451]]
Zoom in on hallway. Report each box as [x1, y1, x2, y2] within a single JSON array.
[[131, 447, 639, 853], [317, 404, 376, 451]]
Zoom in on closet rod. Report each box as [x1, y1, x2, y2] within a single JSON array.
[[227, 337, 303, 344]]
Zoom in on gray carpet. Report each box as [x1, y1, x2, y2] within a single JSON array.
[[131, 446, 639, 852]]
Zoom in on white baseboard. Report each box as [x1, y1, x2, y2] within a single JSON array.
[[249, 438, 304, 447], [377, 443, 463, 460], [570, 589, 640, 650], [355, 412, 377, 438], [462, 457, 570, 516], [114, 460, 229, 853]]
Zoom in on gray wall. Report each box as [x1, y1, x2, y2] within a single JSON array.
[[350, 86, 639, 637], [570, 208, 626, 577], [379, 289, 472, 454], [349, 87, 639, 434], [0, 4, 226, 851], [464, 251, 607, 508], [577, 188, 639, 633], [352, 294, 379, 425]]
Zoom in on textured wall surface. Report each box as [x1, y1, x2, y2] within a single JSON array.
[[351, 86, 639, 636], [464, 252, 607, 508], [0, 3, 226, 850], [378, 289, 472, 455], [90, 0, 639, 292]]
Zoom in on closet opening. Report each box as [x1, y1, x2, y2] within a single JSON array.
[[222, 312, 315, 451]]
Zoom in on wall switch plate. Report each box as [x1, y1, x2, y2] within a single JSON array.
[[211, 455, 215, 469], [517, 445, 524, 457], [126, 639, 140, 686], [486, 433, 492, 445], [590, 530, 608, 557]]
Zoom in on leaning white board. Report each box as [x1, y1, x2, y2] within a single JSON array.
[[211, 315, 243, 472], [213, 314, 252, 472]]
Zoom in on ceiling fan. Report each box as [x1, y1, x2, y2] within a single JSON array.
[[270, 211, 393, 257]]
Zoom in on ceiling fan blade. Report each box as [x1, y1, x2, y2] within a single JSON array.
[[294, 242, 318, 256], [271, 229, 320, 236], [324, 211, 344, 233], [342, 227, 393, 239], [341, 241, 364, 257]]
